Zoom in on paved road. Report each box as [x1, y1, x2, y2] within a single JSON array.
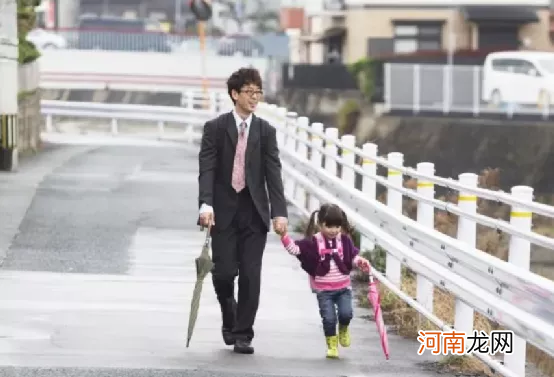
[[0, 140, 449, 377]]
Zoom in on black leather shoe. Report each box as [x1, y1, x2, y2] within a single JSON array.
[[222, 327, 235, 346], [233, 338, 254, 354]]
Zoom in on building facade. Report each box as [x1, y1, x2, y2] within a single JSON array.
[[298, 0, 553, 64]]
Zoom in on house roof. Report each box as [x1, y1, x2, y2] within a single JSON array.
[[345, 0, 548, 7], [461, 5, 539, 23]]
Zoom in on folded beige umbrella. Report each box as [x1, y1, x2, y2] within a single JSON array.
[[186, 225, 214, 348]]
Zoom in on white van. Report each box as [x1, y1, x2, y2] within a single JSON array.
[[482, 51, 554, 108]]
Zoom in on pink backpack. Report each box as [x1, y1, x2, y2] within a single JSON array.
[[309, 232, 343, 291]]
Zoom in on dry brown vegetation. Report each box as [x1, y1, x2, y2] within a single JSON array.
[[352, 167, 554, 376]]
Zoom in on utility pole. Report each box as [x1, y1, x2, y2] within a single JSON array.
[[175, 0, 182, 32], [53, 0, 59, 29], [190, 0, 213, 108], [235, 0, 243, 32], [0, 0, 19, 171]]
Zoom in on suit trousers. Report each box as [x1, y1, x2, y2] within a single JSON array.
[[211, 187, 267, 341]]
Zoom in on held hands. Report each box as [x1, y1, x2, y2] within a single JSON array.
[[273, 217, 288, 237], [356, 257, 372, 274]]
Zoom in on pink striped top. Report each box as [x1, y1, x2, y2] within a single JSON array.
[[281, 233, 362, 292]]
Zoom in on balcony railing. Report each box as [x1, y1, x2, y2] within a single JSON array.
[[384, 63, 554, 120], [30, 28, 289, 59]]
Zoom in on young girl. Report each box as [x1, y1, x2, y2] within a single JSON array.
[[276, 203, 371, 359]]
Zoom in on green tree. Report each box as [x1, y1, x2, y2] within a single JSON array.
[[17, 0, 41, 64], [348, 57, 376, 102]]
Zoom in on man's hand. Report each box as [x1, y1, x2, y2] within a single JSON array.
[[199, 211, 215, 227], [272, 217, 288, 235]]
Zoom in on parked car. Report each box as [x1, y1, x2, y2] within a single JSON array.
[[216, 34, 264, 57], [27, 28, 67, 49], [483, 50, 554, 108]]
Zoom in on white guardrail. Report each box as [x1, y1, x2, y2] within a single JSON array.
[[40, 98, 554, 377], [253, 102, 554, 377], [40, 91, 233, 138]]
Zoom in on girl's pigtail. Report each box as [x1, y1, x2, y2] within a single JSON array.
[[341, 210, 355, 238], [304, 210, 319, 239]]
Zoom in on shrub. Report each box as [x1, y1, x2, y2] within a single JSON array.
[[348, 57, 377, 101], [337, 99, 360, 136], [17, 0, 41, 64]]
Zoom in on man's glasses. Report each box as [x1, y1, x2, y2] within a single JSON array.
[[240, 89, 264, 98]]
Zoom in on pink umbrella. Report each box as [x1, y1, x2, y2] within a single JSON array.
[[367, 274, 390, 360]]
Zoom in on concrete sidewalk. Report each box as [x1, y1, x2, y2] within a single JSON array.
[[0, 143, 98, 262], [0, 227, 445, 377], [0, 140, 450, 377]]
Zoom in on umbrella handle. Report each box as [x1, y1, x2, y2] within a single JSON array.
[[369, 274, 378, 285], [201, 223, 212, 246]]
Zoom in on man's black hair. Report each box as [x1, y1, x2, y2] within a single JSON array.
[[227, 68, 263, 104]]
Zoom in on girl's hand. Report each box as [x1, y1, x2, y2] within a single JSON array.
[[357, 257, 371, 273], [274, 225, 285, 236]]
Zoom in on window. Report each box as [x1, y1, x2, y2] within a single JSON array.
[[394, 39, 417, 53], [491, 58, 539, 76], [394, 25, 418, 37], [324, 0, 346, 11], [392, 22, 442, 54], [539, 59, 554, 74], [418, 25, 441, 37], [325, 42, 343, 63], [418, 40, 441, 50]]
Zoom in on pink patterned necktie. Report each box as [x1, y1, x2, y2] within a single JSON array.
[[231, 121, 247, 192]]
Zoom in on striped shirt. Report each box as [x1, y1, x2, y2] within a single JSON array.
[[281, 233, 362, 292]]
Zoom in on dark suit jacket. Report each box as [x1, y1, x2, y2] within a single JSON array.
[[198, 111, 288, 232]]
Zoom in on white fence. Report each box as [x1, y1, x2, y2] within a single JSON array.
[[40, 99, 554, 377], [40, 91, 233, 138], [254, 102, 554, 377], [384, 63, 554, 119]]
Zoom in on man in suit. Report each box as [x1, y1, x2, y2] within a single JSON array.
[[198, 67, 288, 354]]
